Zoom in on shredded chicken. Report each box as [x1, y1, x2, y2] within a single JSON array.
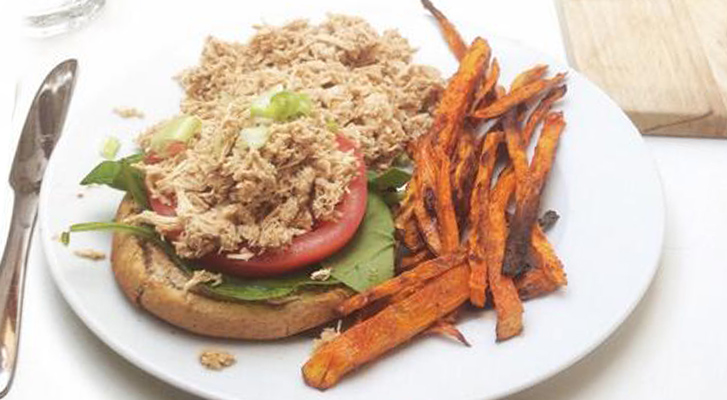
[[312, 320, 343, 352], [182, 270, 223, 295], [73, 249, 107, 261], [133, 15, 443, 259], [199, 350, 236, 370], [310, 267, 332, 281]]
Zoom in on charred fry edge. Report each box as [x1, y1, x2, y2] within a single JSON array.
[[503, 112, 565, 276], [485, 173, 524, 340]]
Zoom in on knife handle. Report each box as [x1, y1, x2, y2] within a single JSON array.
[[0, 193, 39, 397]]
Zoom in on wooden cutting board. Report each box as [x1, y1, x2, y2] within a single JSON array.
[[556, 0, 727, 137]]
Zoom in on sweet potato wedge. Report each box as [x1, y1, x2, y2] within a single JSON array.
[[426, 318, 470, 346], [431, 37, 491, 155], [467, 131, 504, 307], [451, 131, 477, 228], [412, 142, 443, 255], [484, 172, 524, 340], [471, 73, 566, 120], [338, 253, 465, 316], [503, 112, 565, 276], [421, 0, 468, 61], [516, 225, 566, 300], [432, 147, 459, 254], [398, 248, 433, 272], [472, 58, 500, 111], [501, 112, 534, 276], [302, 264, 470, 390], [523, 85, 567, 142], [510, 64, 548, 91], [396, 208, 426, 254]]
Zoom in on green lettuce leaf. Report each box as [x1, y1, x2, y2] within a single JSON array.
[[324, 192, 395, 292], [80, 154, 148, 208]]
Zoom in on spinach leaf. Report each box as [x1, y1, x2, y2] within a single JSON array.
[[207, 272, 339, 301], [325, 192, 395, 292], [367, 167, 411, 207], [367, 167, 411, 192], [80, 154, 148, 208], [65, 222, 340, 302]]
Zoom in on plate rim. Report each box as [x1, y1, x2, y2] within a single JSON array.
[[37, 25, 666, 400]]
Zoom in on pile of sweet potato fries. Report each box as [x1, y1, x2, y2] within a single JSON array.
[[303, 0, 568, 389]]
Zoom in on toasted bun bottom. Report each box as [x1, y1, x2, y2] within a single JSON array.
[[111, 198, 352, 340]]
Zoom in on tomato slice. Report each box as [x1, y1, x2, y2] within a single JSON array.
[[149, 136, 368, 278]]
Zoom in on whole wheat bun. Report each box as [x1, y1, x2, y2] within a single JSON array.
[[111, 197, 352, 340]]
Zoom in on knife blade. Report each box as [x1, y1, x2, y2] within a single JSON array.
[[0, 59, 77, 398]]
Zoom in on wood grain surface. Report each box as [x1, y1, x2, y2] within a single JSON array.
[[557, 0, 727, 137]]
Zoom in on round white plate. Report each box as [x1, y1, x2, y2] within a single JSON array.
[[38, 6, 664, 400]]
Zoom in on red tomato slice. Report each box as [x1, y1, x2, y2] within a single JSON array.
[[149, 136, 368, 278]]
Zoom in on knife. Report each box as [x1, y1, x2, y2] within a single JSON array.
[[0, 60, 78, 397]]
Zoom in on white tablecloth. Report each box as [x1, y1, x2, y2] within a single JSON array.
[[2, 1, 726, 399]]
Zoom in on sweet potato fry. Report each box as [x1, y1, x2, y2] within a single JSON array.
[[510, 64, 548, 91], [451, 131, 477, 228], [396, 208, 426, 254], [484, 172, 524, 340], [471, 73, 566, 120], [523, 85, 567, 142], [426, 319, 470, 347], [337, 253, 465, 316], [432, 147, 459, 254], [530, 225, 567, 287], [516, 225, 566, 300], [515, 267, 556, 300], [412, 143, 443, 255], [467, 131, 504, 307], [530, 112, 566, 179], [421, 0, 467, 61], [503, 112, 565, 276], [472, 58, 500, 111], [398, 248, 433, 272], [431, 37, 491, 155], [303, 264, 470, 390], [501, 111, 534, 277]]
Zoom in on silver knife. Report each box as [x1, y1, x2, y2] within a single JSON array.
[[0, 60, 77, 397]]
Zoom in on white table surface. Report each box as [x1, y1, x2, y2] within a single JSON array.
[[2, 0, 726, 399]]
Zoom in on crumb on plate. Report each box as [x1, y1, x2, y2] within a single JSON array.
[[199, 350, 236, 370], [312, 320, 342, 352], [73, 249, 107, 261], [113, 107, 145, 119]]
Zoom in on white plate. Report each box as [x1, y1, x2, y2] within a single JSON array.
[[38, 7, 664, 400]]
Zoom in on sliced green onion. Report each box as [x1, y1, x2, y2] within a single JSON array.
[[60, 231, 70, 246], [238, 126, 270, 150], [251, 89, 313, 122], [325, 118, 341, 132], [100, 137, 121, 160], [250, 85, 284, 118], [150, 115, 202, 155]]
